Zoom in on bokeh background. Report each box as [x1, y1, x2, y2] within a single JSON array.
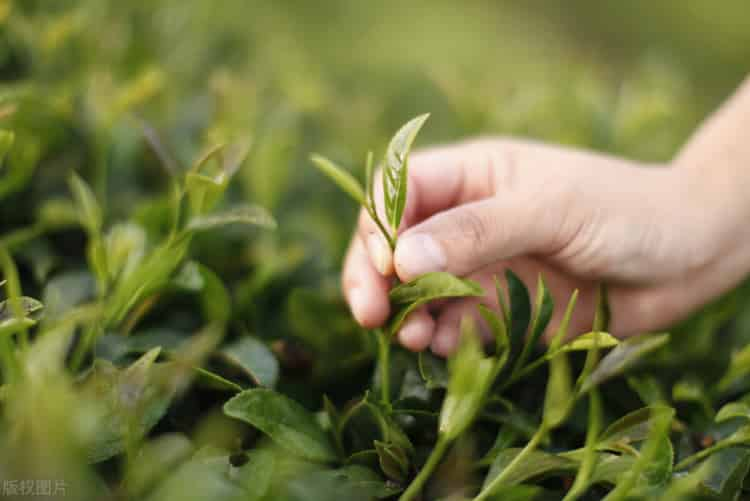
[[1, 1, 750, 498]]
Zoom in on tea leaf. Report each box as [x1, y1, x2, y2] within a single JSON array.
[[82, 348, 175, 463], [186, 204, 277, 232], [69, 172, 103, 236], [374, 440, 409, 482], [388, 272, 483, 334], [0, 129, 14, 164], [543, 348, 572, 429], [479, 303, 509, 357], [716, 402, 750, 423], [598, 406, 673, 452], [220, 336, 279, 388], [382, 113, 429, 231], [505, 270, 531, 352], [417, 351, 448, 389], [559, 331, 619, 353], [310, 154, 366, 206], [514, 275, 553, 374], [223, 388, 336, 463], [483, 449, 577, 487], [581, 333, 670, 393], [439, 317, 496, 441], [286, 464, 401, 501]]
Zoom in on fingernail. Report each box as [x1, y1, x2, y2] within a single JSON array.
[[396, 233, 447, 278], [367, 233, 392, 276], [348, 286, 369, 325]]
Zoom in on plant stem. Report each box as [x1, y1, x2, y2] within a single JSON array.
[[376, 329, 391, 406], [399, 435, 450, 501], [474, 425, 548, 501], [367, 207, 395, 251], [675, 439, 734, 471]]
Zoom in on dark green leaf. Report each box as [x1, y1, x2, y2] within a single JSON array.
[[598, 406, 673, 451], [581, 333, 670, 393], [223, 388, 336, 463], [483, 449, 577, 488], [515, 275, 553, 372], [374, 440, 409, 482], [418, 351, 448, 389], [286, 464, 401, 501], [82, 348, 175, 463], [220, 336, 279, 388], [504, 270, 531, 352]]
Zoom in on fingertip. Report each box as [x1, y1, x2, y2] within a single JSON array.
[[366, 232, 394, 276], [394, 233, 447, 282], [348, 285, 390, 329], [398, 309, 435, 351]]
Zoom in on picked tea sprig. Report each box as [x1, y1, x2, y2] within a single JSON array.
[[311, 114, 485, 407], [311, 113, 429, 251]]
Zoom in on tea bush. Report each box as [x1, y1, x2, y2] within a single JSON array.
[[1, 1, 750, 500]]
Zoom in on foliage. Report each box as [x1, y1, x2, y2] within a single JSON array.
[[1, 1, 750, 500]]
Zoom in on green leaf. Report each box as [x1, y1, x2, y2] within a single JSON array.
[[68, 172, 103, 236], [598, 406, 673, 452], [374, 440, 409, 482], [125, 433, 193, 498], [505, 270, 531, 352], [601, 405, 674, 501], [0, 296, 44, 323], [417, 351, 448, 389], [186, 204, 277, 232], [543, 348, 572, 429], [439, 317, 496, 441], [558, 331, 619, 353], [219, 336, 279, 388], [514, 275, 553, 374], [696, 447, 750, 498], [483, 449, 577, 488], [286, 464, 401, 501], [388, 272, 483, 334], [310, 154, 366, 206], [82, 348, 175, 463], [0, 129, 14, 164], [716, 402, 750, 423], [382, 113, 429, 231], [479, 303, 509, 357], [233, 448, 277, 501], [581, 333, 670, 393], [223, 388, 336, 463]]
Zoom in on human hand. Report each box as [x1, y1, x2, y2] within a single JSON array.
[[342, 137, 750, 356]]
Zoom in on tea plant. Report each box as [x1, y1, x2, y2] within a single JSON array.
[[308, 116, 679, 500]]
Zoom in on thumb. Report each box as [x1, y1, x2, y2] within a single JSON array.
[[393, 190, 575, 281]]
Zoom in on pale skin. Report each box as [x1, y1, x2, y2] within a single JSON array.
[[342, 77, 750, 356]]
